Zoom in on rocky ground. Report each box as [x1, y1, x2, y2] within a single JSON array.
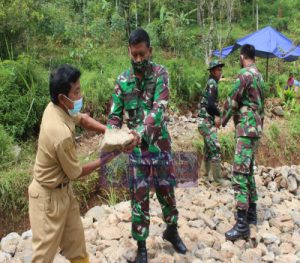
[[2, 164, 300, 263]]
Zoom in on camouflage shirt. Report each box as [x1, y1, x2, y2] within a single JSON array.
[[199, 76, 221, 121], [221, 64, 265, 138], [107, 61, 171, 156]]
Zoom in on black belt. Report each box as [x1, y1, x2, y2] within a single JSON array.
[[56, 182, 69, 189]]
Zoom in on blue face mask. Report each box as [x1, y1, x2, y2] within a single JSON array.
[[64, 95, 83, 116]]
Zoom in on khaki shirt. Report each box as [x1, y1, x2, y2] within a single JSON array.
[[33, 102, 82, 188]]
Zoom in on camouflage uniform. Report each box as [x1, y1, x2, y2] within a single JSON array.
[[198, 76, 221, 163], [107, 62, 178, 241], [222, 64, 264, 210]]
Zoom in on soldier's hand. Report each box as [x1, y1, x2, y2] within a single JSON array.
[[215, 117, 221, 129], [123, 130, 141, 153]]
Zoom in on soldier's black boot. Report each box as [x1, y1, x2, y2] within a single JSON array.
[[247, 203, 257, 225], [225, 209, 250, 241], [134, 241, 147, 263], [163, 224, 187, 254]]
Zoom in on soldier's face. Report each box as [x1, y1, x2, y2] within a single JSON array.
[[211, 67, 222, 80], [128, 42, 152, 63]]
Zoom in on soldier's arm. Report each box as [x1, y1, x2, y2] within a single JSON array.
[[221, 75, 245, 127], [207, 81, 220, 117], [107, 82, 124, 129], [142, 67, 169, 143]]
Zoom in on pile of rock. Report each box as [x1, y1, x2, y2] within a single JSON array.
[[2, 164, 300, 263], [258, 165, 300, 194]]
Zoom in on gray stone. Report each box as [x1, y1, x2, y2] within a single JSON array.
[[288, 175, 298, 193], [267, 181, 277, 192], [0, 232, 21, 255], [85, 206, 108, 222], [262, 252, 275, 262], [21, 230, 32, 240], [0, 252, 12, 263], [272, 106, 284, 116], [262, 233, 280, 245]]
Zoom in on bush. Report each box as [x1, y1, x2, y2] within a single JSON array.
[[0, 56, 48, 139], [0, 125, 14, 166], [0, 169, 31, 223]]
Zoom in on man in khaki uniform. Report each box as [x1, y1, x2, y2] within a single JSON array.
[[28, 65, 111, 263]]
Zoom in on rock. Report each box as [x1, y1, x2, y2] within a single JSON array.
[[98, 226, 122, 240], [275, 254, 299, 263], [221, 241, 241, 258], [0, 232, 21, 255], [81, 216, 93, 229], [240, 249, 262, 263], [292, 211, 300, 225], [262, 252, 275, 262], [199, 248, 223, 261], [0, 252, 12, 263], [85, 206, 108, 222], [287, 176, 298, 193], [279, 242, 295, 254], [150, 254, 175, 263], [267, 181, 277, 192], [261, 232, 280, 245], [188, 220, 205, 228], [21, 230, 32, 240], [198, 213, 217, 229], [272, 195, 282, 204], [272, 106, 284, 116]]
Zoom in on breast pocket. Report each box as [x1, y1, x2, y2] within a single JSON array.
[[145, 84, 156, 109], [124, 91, 139, 124]]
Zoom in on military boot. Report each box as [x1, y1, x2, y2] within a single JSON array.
[[225, 209, 250, 241], [163, 224, 187, 254], [200, 159, 211, 177], [134, 241, 147, 263], [210, 162, 228, 186], [247, 203, 257, 225]]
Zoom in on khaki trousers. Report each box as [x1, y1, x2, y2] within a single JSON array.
[[28, 179, 87, 263]]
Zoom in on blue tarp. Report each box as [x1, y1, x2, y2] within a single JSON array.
[[213, 45, 234, 59], [213, 26, 299, 60], [283, 46, 300, 62]]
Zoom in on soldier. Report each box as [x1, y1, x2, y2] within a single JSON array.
[[107, 28, 187, 263], [29, 65, 108, 263], [222, 44, 265, 241], [198, 59, 225, 185]]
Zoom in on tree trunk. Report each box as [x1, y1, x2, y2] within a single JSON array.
[[148, 0, 151, 24], [135, 0, 138, 28]]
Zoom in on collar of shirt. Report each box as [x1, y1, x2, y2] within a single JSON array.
[[209, 75, 219, 83], [50, 102, 76, 133]]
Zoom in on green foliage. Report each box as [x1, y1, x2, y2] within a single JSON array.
[[167, 58, 205, 109], [0, 125, 14, 166], [0, 169, 31, 223], [0, 56, 48, 139], [73, 173, 99, 209], [266, 123, 280, 150], [219, 132, 235, 161]]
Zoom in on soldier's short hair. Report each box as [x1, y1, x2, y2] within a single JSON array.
[[129, 28, 150, 47], [49, 64, 81, 104], [241, 44, 255, 60]]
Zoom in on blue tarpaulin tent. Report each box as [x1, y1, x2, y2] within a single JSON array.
[[213, 26, 299, 80], [283, 46, 300, 62]]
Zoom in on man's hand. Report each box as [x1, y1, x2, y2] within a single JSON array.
[[123, 130, 141, 153], [215, 117, 221, 129]]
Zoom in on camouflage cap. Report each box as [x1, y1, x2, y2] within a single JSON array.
[[208, 59, 225, 70]]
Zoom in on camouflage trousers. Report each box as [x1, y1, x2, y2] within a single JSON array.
[[129, 154, 178, 241], [198, 118, 221, 163], [232, 137, 259, 210]]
